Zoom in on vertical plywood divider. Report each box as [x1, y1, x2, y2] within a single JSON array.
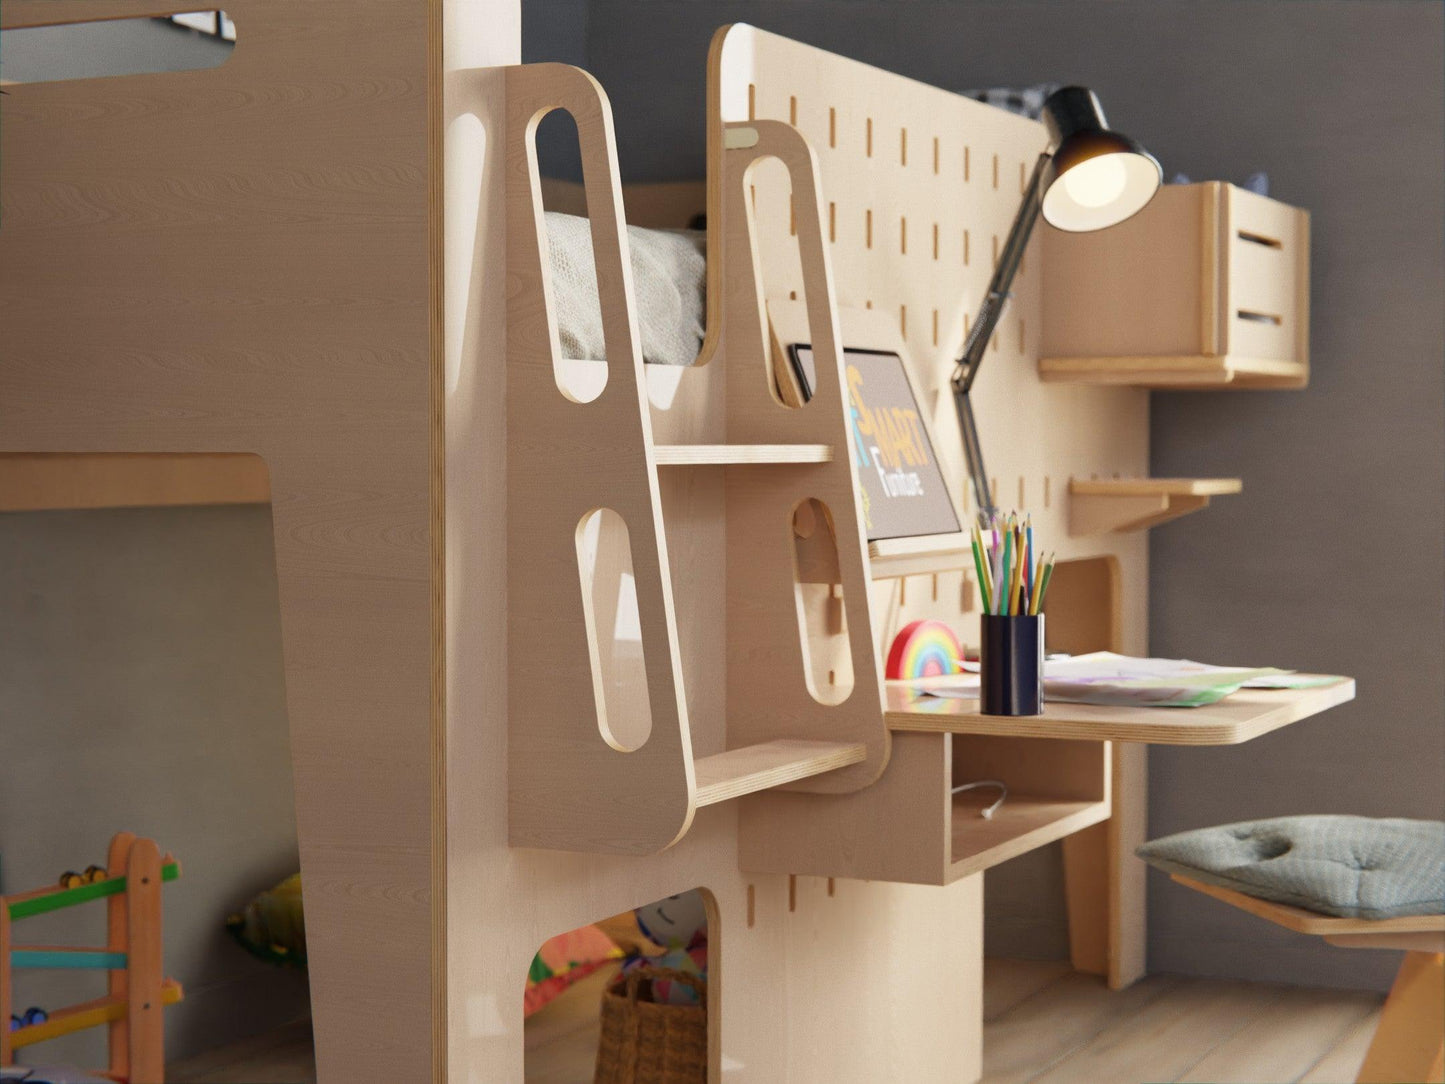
[[713, 25, 1150, 985], [505, 64, 695, 854], [714, 119, 889, 792]]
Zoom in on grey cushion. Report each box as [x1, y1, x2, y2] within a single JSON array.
[[1138, 815, 1445, 920], [544, 211, 706, 367]]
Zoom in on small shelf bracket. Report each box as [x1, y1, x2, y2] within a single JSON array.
[[1068, 478, 1241, 537]]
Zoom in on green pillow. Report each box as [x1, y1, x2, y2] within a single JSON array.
[[1138, 815, 1445, 920]]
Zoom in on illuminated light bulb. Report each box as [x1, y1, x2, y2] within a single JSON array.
[[1062, 154, 1129, 208]]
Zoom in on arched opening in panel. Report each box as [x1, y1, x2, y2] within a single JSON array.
[[532, 108, 611, 404], [790, 498, 855, 705], [524, 888, 715, 1081], [0, 13, 235, 84], [0, 453, 313, 1079], [576, 507, 654, 753], [741, 154, 816, 409]]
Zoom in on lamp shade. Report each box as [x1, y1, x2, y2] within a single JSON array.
[[1039, 86, 1161, 232]]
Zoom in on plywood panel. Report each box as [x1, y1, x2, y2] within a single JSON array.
[[0, 454, 270, 511], [0, 2, 436, 1078], [710, 23, 1153, 991], [444, 35, 1004, 1083]]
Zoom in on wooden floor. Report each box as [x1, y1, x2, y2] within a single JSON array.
[[163, 959, 1385, 1083]]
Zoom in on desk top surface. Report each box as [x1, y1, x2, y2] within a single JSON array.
[[885, 676, 1356, 745]]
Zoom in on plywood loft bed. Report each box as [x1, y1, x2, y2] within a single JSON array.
[[0, 5, 1349, 1080]]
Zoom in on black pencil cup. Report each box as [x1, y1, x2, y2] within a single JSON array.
[[980, 614, 1044, 716]]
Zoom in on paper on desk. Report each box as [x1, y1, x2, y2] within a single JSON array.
[[917, 652, 1297, 708]]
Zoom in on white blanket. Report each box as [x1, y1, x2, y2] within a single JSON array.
[[544, 211, 706, 367]]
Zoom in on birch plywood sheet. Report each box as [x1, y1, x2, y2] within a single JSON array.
[[711, 24, 1152, 989], [0, 1, 435, 1078], [709, 26, 1149, 562], [445, 43, 986, 1080]]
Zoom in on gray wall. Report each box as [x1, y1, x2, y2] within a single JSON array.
[[525, 0, 1445, 990], [0, 506, 308, 1066], [0, 17, 230, 84]]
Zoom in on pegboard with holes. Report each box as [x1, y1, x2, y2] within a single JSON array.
[[705, 24, 1150, 560]]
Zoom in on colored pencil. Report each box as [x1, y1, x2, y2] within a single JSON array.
[[998, 528, 1013, 616], [970, 528, 993, 614], [1025, 520, 1034, 601], [1034, 554, 1056, 615], [1028, 549, 1047, 615], [1007, 532, 1024, 615]]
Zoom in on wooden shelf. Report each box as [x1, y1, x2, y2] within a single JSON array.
[[1069, 477, 1242, 536], [653, 444, 833, 465], [867, 533, 972, 580], [1040, 184, 1310, 391], [1040, 355, 1307, 390], [693, 739, 866, 806], [886, 676, 1355, 746], [948, 792, 1111, 882]]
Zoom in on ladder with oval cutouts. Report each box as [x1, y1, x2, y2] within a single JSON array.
[[505, 63, 887, 856]]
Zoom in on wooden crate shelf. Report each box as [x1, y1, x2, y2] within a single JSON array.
[[948, 792, 1110, 882], [1040, 183, 1310, 390], [653, 443, 833, 465], [885, 676, 1355, 746], [694, 739, 867, 806], [740, 732, 1111, 886], [1069, 477, 1242, 536]]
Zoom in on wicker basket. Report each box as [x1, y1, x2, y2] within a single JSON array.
[[594, 966, 707, 1084]]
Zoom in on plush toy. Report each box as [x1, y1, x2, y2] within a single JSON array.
[[623, 890, 708, 1005], [225, 872, 307, 967]]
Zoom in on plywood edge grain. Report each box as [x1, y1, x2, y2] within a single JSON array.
[[653, 444, 833, 465], [1171, 875, 1445, 938], [1069, 478, 1242, 498], [694, 739, 867, 806], [0, 453, 270, 512], [886, 677, 1355, 745]]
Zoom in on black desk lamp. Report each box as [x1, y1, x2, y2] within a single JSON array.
[[954, 86, 1162, 526]]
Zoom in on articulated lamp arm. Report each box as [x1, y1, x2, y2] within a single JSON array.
[[952, 151, 1050, 526]]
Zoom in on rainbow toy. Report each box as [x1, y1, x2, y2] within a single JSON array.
[[885, 620, 964, 680]]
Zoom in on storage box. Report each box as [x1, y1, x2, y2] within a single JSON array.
[[1040, 182, 1310, 388]]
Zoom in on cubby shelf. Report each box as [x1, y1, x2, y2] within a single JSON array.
[[653, 443, 833, 465], [694, 739, 867, 806], [885, 677, 1355, 746], [1040, 183, 1311, 391], [1069, 477, 1242, 536], [947, 793, 1111, 882]]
